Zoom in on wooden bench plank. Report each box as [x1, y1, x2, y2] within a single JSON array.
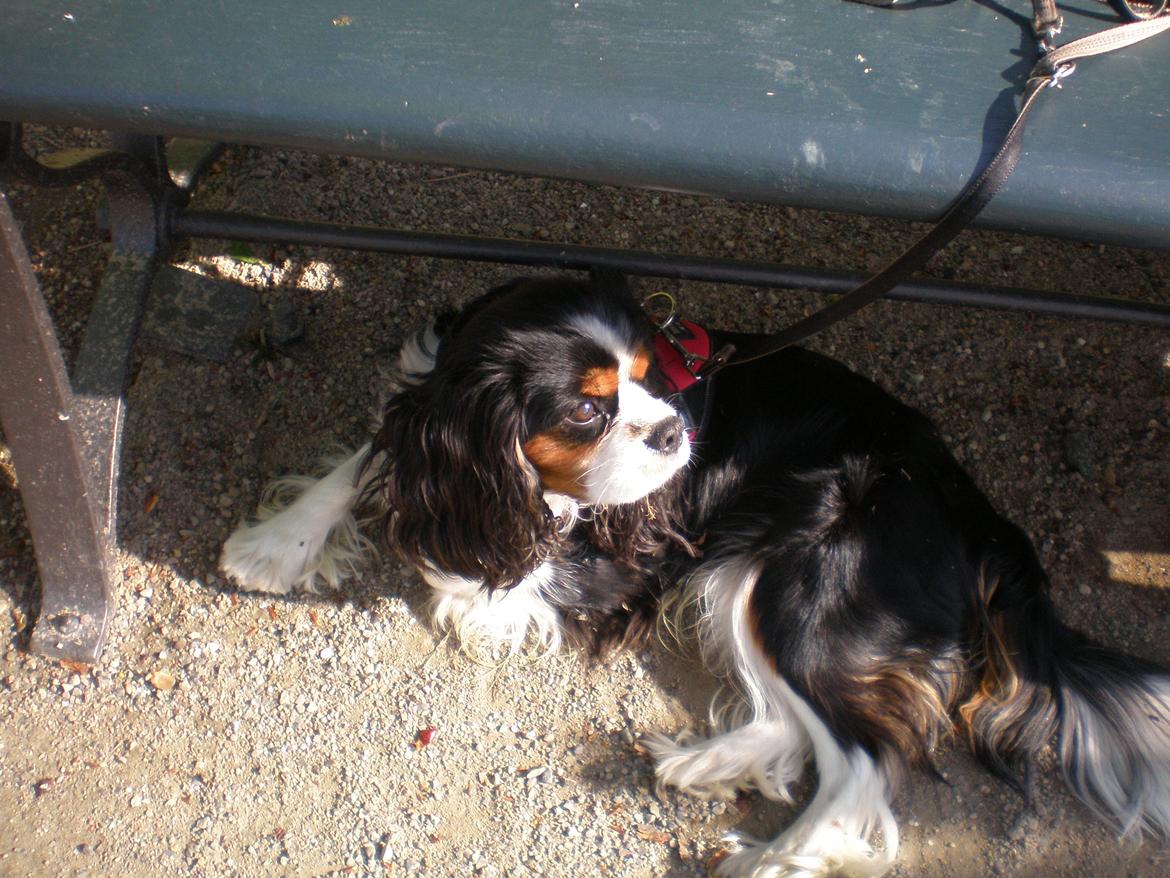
[[1, 1, 1168, 247]]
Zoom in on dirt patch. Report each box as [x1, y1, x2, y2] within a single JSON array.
[[1, 135, 1168, 877]]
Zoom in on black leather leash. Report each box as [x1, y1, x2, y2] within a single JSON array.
[[689, 10, 1170, 381], [854, 1, 1168, 35]]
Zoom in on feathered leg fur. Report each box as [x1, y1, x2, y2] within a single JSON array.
[[219, 446, 376, 594]]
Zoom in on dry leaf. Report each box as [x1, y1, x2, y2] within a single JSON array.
[[146, 670, 177, 691], [635, 825, 671, 845], [412, 726, 437, 750], [706, 848, 733, 875]]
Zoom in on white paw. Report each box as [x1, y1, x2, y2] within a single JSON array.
[[219, 449, 373, 594], [646, 722, 808, 803], [711, 835, 801, 878], [643, 731, 745, 800], [220, 515, 333, 594], [713, 831, 887, 878]]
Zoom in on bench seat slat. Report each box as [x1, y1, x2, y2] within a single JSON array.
[[2, 0, 1168, 248]]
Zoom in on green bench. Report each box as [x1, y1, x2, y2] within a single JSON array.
[[1, 0, 1168, 663]]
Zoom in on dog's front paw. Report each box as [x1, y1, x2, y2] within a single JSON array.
[[423, 565, 564, 657], [219, 456, 373, 595], [220, 516, 329, 594]]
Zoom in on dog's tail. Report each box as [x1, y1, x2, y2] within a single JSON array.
[[1049, 628, 1170, 835], [960, 528, 1170, 838]]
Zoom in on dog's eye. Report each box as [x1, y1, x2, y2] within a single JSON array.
[[567, 400, 600, 425]]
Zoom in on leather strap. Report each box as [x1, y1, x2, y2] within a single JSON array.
[[849, 1, 1166, 27], [699, 13, 1170, 380], [1110, 0, 1169, 21]]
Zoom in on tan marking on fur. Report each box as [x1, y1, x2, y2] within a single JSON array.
[[581, 366, 619, 399], [957, 568, 1029, 749], [522, 431, 596, 497], [747, 611, 960, 765], [847, 655, 962, 761], [631, 349, 651, 382]]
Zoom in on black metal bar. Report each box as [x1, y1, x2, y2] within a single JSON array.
[[0, 121, 148, 188], [0, 193, 113, 664], [173, 209, 1170, 328]]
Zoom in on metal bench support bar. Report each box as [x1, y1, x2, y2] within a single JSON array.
[[174, 209, 1170, 329]]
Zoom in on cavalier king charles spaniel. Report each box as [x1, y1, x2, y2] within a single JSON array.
[[222, 271, 1170, 877]]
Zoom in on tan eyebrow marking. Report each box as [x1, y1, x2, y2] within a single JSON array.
[[581, 365, 619, 399]]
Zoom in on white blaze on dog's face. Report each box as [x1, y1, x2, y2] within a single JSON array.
[[522, 313, 690, 506]]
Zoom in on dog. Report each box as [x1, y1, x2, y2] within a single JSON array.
[[221, 271, 1170, 877]]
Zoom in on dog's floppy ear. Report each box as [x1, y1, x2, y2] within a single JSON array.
[[367, 360, 557, 591]]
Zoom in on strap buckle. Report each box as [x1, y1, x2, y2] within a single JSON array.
[[1047, 61, 1077, 87]]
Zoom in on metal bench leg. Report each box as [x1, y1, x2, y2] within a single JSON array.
[[70, 158, 164, 547], [0, 129, 182, 662], [1, 129, 226, 663], [0, 194, 114, 663]]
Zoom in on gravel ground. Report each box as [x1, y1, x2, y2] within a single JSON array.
[[1, 130, 1169, 878]]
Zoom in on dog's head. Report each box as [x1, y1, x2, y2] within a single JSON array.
[[368, 272, 691, 589]]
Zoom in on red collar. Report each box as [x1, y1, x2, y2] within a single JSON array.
[[652, 318, 712, 394]]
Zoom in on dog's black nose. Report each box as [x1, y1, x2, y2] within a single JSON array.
[[645, 416, 684, 454]]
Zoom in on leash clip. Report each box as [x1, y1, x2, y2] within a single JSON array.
[[644, 291, 739, 381], [1032, 0, 1063, 53], [643, 292, 710, 377]]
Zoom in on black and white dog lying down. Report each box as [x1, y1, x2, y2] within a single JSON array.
[[221, 272, 1170, 877]]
